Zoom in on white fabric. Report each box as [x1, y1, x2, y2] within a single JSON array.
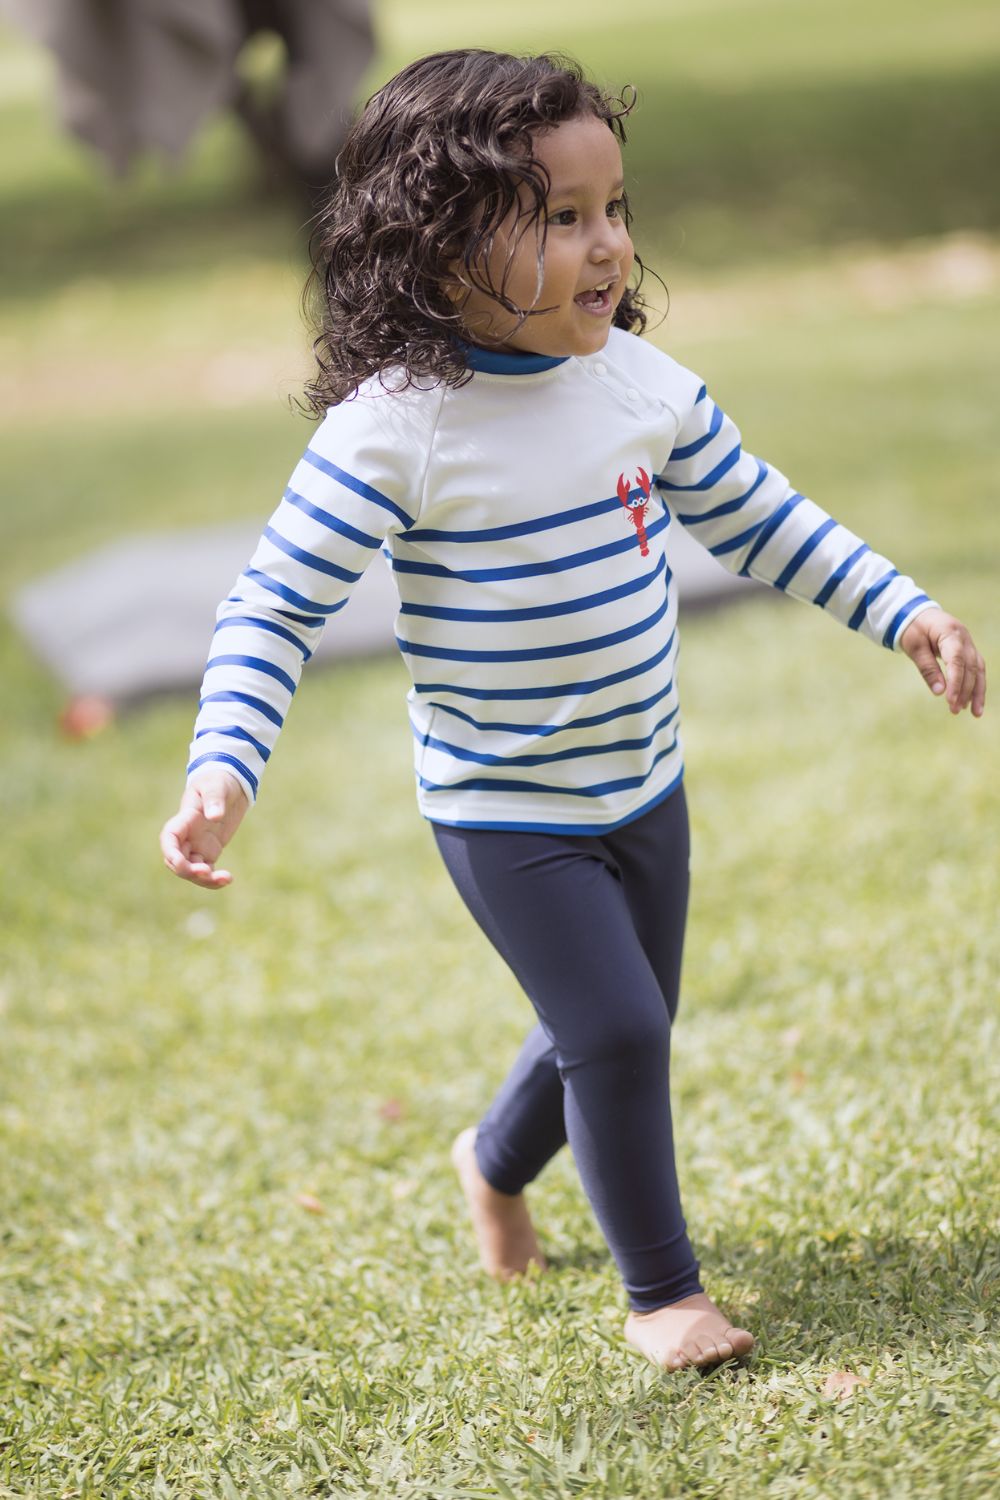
[[188, 329, 935, 831]]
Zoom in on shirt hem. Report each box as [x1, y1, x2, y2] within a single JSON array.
[[420, 765, 685, 835]]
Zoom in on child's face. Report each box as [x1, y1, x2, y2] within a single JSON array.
[[455, 112, 635, 358]]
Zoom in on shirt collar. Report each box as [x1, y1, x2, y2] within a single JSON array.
[[459, 341, 569, 375]]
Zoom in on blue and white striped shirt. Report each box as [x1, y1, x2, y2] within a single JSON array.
[[188, 329, 934, 832]]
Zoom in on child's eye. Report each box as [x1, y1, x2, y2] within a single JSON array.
[[548, 208, 577, 226], [606, 198, 625, 219]]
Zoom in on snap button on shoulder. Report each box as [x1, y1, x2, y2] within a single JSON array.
[[594, 362, 608, 377], [625, 388, 639, 401]]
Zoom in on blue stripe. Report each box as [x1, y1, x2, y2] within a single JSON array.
[[398, 591, 670, 665], [813, 544, 870, 607], [213, 615, 313, 660], [420, 706, 679, 769], [848, 569, 898, 631], [674, 460, 767, 526], [283, 488, 382, 549], [660, 442, 742, 493], [419, 741, 678, 799], [430, 679, 676, 739], [195, 724, 272, 762], [275, 607, 327, 627], [424, 767, 685, 835], [205, 654, 297, 695], [243, 567, 349, 617], [400, 554, 667, 623], [669, 402, 723, 461], [882, 594, 931, 648], [186, 752, 259, 797], [199, 689, 284, 730], [413, 630, 676, 702], [263, 525, 362, 585], [301, 448, 414, 527], [695, 386, 707, 405], [403, 494, 622, 545], [773, 517, 838, 592], [739, 494, 804, 576], [392, 511, 670, 584], [710, 517, 767, 557]]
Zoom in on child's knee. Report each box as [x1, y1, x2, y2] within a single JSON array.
[[561, 997, 670, 1076]]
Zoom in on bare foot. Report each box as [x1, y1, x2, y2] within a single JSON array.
[[625, 1292, 755, 1371], [451, 1127, 548, 1280]]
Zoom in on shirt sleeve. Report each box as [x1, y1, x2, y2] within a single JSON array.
[[658, 382, 936, 649], [186, 387, 434, 804]]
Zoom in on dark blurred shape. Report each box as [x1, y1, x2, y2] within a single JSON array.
[[0, 0, 374, 194], [10, 522, 754, 713]]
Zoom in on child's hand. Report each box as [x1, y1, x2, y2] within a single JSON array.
[[899, 608, 986, 716], [159, 769, 250, 889]]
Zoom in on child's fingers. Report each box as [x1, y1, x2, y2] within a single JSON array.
[[940, 631, 983, 713], [163, 845, 233, 888], [906, 637, 946, 697], [159, 815, 233, 888], [971, 655, 987, 717]]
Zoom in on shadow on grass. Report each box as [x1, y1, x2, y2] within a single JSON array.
[[699, 1225, 994, 1366], [547, 1223, 992, 1379]]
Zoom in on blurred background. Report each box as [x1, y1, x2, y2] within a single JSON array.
[[2, 5, 999, 1489], [3, 0, 998, 662]]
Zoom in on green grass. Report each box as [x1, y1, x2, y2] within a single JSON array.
[[2, 3, 999, 1496]]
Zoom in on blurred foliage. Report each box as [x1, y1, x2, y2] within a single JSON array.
[[1, 0, 999, 304]]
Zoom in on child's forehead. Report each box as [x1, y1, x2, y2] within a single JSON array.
[[531, 114, 624, 191]]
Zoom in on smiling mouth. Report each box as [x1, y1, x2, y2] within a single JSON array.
[[574, 278, 617, 315]]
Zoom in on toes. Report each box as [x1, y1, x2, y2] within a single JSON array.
[[725, 1325, 755, 1357]]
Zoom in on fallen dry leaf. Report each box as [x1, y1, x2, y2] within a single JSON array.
[[823, 1371, 868, 1401], [295, 1193, 324, 1214]]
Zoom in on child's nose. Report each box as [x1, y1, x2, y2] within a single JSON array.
[[591, 220, 631, 264]]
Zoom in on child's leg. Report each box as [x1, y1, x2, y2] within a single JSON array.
[[474, 1022, 566, 1192], [436, 786, 754, 1368], [433, 789, 701, 1311]]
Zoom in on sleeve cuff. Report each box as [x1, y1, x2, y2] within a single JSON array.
[[186, 753, 258, 807], [888, 596, 938, 651]]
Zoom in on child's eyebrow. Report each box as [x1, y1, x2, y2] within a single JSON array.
[[549, 177, 625, 198]]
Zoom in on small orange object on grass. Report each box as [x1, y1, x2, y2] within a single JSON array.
[[58, 694, 115, 740]]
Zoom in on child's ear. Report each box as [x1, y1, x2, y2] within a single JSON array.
[[441, 264, 469, 307]]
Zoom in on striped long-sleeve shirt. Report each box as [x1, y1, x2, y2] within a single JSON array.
[[188, 329, 935, 832]]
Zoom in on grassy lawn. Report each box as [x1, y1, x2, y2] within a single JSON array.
[[2, 4, 998, 1496]]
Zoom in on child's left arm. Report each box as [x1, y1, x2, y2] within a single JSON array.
[[659, 378, 987, 717], [897, 607, 986, 716]]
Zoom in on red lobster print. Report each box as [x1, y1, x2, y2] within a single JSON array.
[[616, 468, 652, 556]]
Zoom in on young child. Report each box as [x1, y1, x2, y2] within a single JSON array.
[[160, 49, 986, 1373]]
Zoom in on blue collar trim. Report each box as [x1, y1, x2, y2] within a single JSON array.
[[459, 342, 569, 375]]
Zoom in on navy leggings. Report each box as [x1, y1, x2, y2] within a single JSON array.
[[432, 782, 702, 1312]]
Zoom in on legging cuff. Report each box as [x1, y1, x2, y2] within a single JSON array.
[[474, 1127, 533, 1196], [627, 1264, 704, 1312]]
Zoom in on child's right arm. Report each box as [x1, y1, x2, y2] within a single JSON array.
[[159, 385, 436, 888]]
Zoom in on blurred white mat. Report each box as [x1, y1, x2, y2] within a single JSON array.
[[10, 521, 756, 704]]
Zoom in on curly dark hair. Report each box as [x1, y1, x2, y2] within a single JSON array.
[[302, 49, 652, 412]]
